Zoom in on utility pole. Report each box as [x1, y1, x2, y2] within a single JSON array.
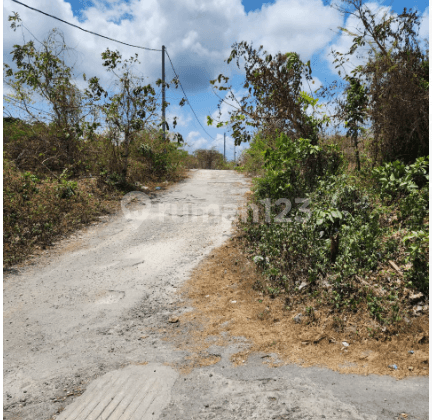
[[224, 133, 226, 162], [162, 45, 166, 141], [234, 141, 236, 164]]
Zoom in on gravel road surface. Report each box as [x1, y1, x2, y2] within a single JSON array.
[[3, 170, 428, 420]]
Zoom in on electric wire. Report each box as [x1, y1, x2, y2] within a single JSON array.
[[4, 95, 55, 117], [11, 0, 162, 52], [9, 1, 217, 143], [164, 49, 215, 141]]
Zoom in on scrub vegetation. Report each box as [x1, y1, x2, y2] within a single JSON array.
[[3, 15, 190, 266], [209, 0, 429, 334]]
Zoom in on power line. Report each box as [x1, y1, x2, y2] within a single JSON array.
[[165, 49, 215, 141], [10, 0, 216, 143], [4, 95, 55, 116], [11, 0, 162, 52]]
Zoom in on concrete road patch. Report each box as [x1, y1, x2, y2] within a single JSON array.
[[57, 364, 177, 420]]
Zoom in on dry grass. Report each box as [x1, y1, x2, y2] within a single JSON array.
[[178, 235, 429, 379], [3, 161, 121, 267], [3, 119, 189, 268], [3, 158, 186, 268]]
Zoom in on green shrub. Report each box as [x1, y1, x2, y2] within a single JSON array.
[[371, 156, 429, 200], [240, 144, 429, 323], [254, 134, 343, 200], [403, 230, 429, 293]]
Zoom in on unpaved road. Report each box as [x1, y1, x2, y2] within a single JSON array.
[[3, 170, 428, 420]]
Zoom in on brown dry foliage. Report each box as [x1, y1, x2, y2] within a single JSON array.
[[3, 120, 188, 267], [367, 49, 429, 164], [3, 159, 120, 266], [332, 0, 429, 164]]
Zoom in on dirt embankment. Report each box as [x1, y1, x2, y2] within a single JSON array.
[[179, 235, 429, 380]]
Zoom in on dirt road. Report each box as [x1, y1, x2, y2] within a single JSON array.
[[3, 170, 428, 420]]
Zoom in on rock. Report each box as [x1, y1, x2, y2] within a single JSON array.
[[168, 316, 179, 323], [293, 313, 303, 324], [298, 282, 308, 291], [342, 341, 349, 347], [409, 292, 424, 303], [321, 281, 332, 289]]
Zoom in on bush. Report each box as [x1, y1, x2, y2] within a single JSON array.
[[254, 134, 343, 200], [403, 230, 429, 294], [240, 144, 429, 323], [371, 157, 429, 201], [3, 160, 115, 266]]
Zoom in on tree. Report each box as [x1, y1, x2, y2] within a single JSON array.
[[331, 0, 429, 163], [5, 29, 81, 158], [4, 15, 99, 165], [208, 42, 327, 146], [344, 76, 368, 171], [87, 49, 183, 179], [86, 49, 159, 179], [193, 148, 224, 169]]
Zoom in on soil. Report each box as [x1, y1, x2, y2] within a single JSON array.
[[178, 235, 429, 380]]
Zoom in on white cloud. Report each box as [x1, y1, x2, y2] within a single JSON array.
[[325, 2, 429, 75], [181, 130, 246, 158], [3, 0, 342, 89], [3, 0, 344, 145], [210, 88, 246, 123], [324, 2, 394, 75], [418, 7, 429, 44], [166, 104, 193, 129], [184, 131, 208, 151], [240, 0, 343, 59]]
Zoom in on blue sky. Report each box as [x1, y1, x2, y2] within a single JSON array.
[[3, 0, 429, 160]]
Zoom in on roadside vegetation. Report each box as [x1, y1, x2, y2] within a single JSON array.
[[187, 148, 237, 169], [3, 16, 190, 267], [209, 0, 429, 337]]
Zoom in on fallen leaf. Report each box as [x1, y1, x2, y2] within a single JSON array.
[[389, 260, 402, 273]]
